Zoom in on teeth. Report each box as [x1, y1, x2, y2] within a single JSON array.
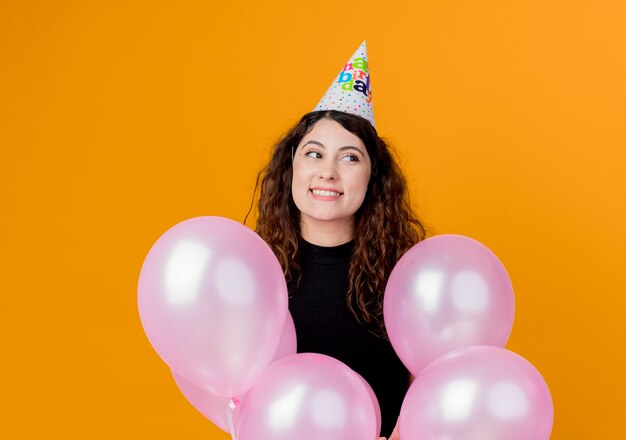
[[312, 189, 341, 196]]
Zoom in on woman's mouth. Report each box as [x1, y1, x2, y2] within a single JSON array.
[[311, 189, 342, 196], [310, 188, 343, 200]]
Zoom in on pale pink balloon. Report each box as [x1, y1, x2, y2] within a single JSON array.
[[399, 346, 554, 440], [359, 375, 382, 437], [274, 311, 297, 361], [237, 353, 379, 440], [384, 234, 514, 376], [171, 312, 298, 433], [138, 216, 288, 397]]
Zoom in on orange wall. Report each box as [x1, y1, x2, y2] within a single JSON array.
[[2, 1, 625, 438]]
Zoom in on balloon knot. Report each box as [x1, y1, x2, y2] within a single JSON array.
[[229, 397, 241, 410]]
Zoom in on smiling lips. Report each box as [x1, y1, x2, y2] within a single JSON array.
[[310, 187, 343, 200]]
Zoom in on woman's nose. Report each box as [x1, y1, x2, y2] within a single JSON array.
[[318, 161, 338, 180]]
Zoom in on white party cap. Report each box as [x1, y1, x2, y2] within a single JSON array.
[[313, 41, 375, 127]]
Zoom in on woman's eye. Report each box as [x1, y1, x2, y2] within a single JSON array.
[[340, 154, 360, 162], [305, 151, 322, 159]]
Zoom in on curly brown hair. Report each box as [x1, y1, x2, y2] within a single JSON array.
[[247, 110, 428, 337]]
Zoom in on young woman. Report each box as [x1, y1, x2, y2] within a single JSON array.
[[248, 109, 428, 439]]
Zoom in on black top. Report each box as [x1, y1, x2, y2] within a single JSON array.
[[288, 239, 409, 438]]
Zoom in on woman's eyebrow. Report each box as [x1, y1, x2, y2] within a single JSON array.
[[338, 145, 365, 155], [302, 140, 325, 148], [302, 140, 365, 156]]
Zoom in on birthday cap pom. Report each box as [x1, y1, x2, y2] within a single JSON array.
[[313, 41, 375, 127]]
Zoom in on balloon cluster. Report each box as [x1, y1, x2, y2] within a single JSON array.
[[138, 217, 381, 439], [384, 235, 554, 439]]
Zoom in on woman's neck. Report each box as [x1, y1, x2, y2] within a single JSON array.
[[300, 217, 354, 247]]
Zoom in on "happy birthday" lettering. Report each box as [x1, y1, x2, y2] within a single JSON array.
[[337, 57, 372, 103]]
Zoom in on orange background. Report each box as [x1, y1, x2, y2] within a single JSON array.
[[2, 1, 625, 438]]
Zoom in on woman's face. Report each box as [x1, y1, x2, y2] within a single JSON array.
[[291, 118, 372, 230]]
